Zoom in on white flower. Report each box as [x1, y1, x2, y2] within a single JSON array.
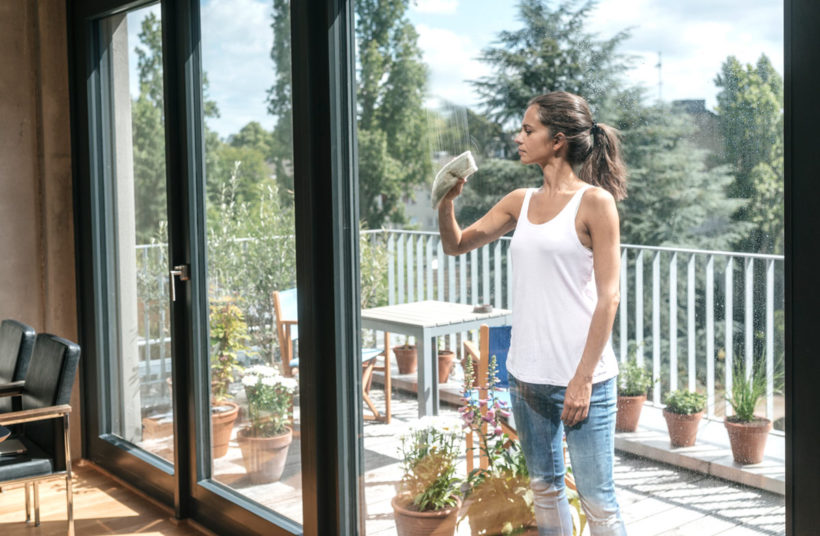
[[279, 377, 298, 391], [261, 375, 277, 387], [242, 374, 259, 386]]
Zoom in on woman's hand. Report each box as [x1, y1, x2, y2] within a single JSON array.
[[441, 177, 467, 205], [562, 375, 592, 427]]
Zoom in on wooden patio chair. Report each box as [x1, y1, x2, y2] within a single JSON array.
[[272, 289, 392, 423], [463, 324, 576, 492]]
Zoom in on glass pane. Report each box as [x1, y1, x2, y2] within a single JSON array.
[[199, 0, 302, 523], [99, 3, 174, 464], [356, 1, 784, 535]]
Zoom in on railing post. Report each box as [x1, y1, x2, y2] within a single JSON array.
[[669, 252, 678, 391], [636, 250, 644, 366], [706, 255, 715, 418], [619, 248, 628, 363], [725, 257, 734, 416], [687, 254, 696, 392], [652, 251, 661, 405]]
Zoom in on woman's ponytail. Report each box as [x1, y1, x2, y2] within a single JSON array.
[[579, 122, 627, 201]]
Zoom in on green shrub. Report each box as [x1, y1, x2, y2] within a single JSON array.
[[726, 363, 768, 423], [664, 390, 706, 415], [618, 357, 653, 397]]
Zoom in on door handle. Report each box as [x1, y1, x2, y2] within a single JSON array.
[[169, 264, 190, 302]]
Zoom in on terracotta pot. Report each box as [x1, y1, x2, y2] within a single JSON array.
[[663, 409, 704, 447], [211, 401, 240, 459], [394, 345, 418, 374], [615, 394, 646, 432], [725, 417, 772, 464], [237, 426, 293, 484], [391, 495, 461, 536], [437, 350, 456, 384]]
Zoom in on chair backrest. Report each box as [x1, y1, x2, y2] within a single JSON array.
[[273, 288, 299, 340], [487, 325, 512, 389], [0, 319, 36, 383], [21, 334, 81, 468]]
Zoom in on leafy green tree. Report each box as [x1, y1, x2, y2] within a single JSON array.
[[619, 104, 752, 250], [456, 159, 541, 226], [266, 0, 294, 199], [356, 0, 430, 227], [471, 0, 637, 128], [714, 54, 783, 254], [132, 13, 167, 243]]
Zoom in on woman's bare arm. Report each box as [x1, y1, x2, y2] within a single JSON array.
[[438, 180, 525, 256], [562, 188, 622, 426]]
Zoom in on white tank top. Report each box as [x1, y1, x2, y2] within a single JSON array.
[[506, 186, 619, 386]]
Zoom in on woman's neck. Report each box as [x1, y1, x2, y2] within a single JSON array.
[[539, 159, 579, 195]]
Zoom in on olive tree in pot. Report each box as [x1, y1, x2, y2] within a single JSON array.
[[208, 299, 249, 458], [663, 390, 707, 447], [392, 417, 463, 536], [616, 356, 654, 432], [724, 362, 775, 465]]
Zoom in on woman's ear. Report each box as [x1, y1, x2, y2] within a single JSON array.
[[553, 132, 567, 153]]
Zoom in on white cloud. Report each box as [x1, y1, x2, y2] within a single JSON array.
[[412, 0, 459, 15], [200, 0, 275, 137], [415, 24, 489, 106]]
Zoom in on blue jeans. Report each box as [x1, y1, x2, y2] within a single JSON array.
[[509, 375, 627, 536]]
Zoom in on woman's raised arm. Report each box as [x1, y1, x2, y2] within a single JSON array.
[[437, 181, 525, 256]]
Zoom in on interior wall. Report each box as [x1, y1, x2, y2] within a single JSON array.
[[0, 0, 81, 459]]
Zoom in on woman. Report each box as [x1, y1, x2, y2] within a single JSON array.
[[438, 91, 627, 536]]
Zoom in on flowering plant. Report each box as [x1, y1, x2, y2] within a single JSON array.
[[459, 355, 534, 534], [397, 416, 463, 511], [241, 365, 298, 437]]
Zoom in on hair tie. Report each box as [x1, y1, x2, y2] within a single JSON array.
[[590, 121, 601, 135]]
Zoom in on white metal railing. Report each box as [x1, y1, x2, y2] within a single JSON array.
[[134, 230, 785, 425], [380, 230, 785, 425]]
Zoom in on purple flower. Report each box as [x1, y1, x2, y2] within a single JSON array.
[[479, 399, 488, 407]]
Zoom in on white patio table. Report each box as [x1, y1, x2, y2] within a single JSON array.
[[361, 300, 511, 417]]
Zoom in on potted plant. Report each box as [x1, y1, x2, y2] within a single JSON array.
[[616, 355, 654, 432], [459, 356, 536, 535], [394, 337, 418, 375], [208, 299, 248, 458], [392, 416, 463, 536], [663, 390, 707, 447], [437, 338, 456, 384], [724, 363, 773, 464], [237, 365, 298, 483]]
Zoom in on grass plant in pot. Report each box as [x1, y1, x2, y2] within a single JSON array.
[[663, 390, 706, 447], [209, 298, 247, 458], [724, 362, 774, 465], [237, 365, 298, 483], [616, 356, 654, 432], [392, 416, 463, 536]]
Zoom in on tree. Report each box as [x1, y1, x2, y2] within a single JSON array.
[[456, 159, 541, 226], [714, 54, 784, 254], [619, 104, 752, 250], [355, 0, 430, 227], [471, 0, 638, 128], [266, 0, 294, 199]]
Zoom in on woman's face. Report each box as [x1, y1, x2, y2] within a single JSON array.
[[514, 105, 556, 166]]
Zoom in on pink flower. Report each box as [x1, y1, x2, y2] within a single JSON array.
[[479, 399, 488, 407], [494, 426, 503, 436], [500, 410, 511, 418], [486, 408, 495, 420]]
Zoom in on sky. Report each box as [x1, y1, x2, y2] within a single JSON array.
[[127, 0, 784, 139]]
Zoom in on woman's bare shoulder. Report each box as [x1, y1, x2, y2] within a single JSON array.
[[499, 188, 530, 218]]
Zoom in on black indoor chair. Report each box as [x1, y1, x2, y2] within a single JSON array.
[[0, 319, 36, 413], [0, 333, 81, 535]]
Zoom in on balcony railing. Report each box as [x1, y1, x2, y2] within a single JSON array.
[[378, 229, 785, 424], [134, 229, 785, 426]]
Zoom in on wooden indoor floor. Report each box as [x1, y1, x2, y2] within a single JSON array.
[[0, 463, 209, 536]]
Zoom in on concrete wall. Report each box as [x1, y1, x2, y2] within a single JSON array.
[[0, 1, 81, 458]]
